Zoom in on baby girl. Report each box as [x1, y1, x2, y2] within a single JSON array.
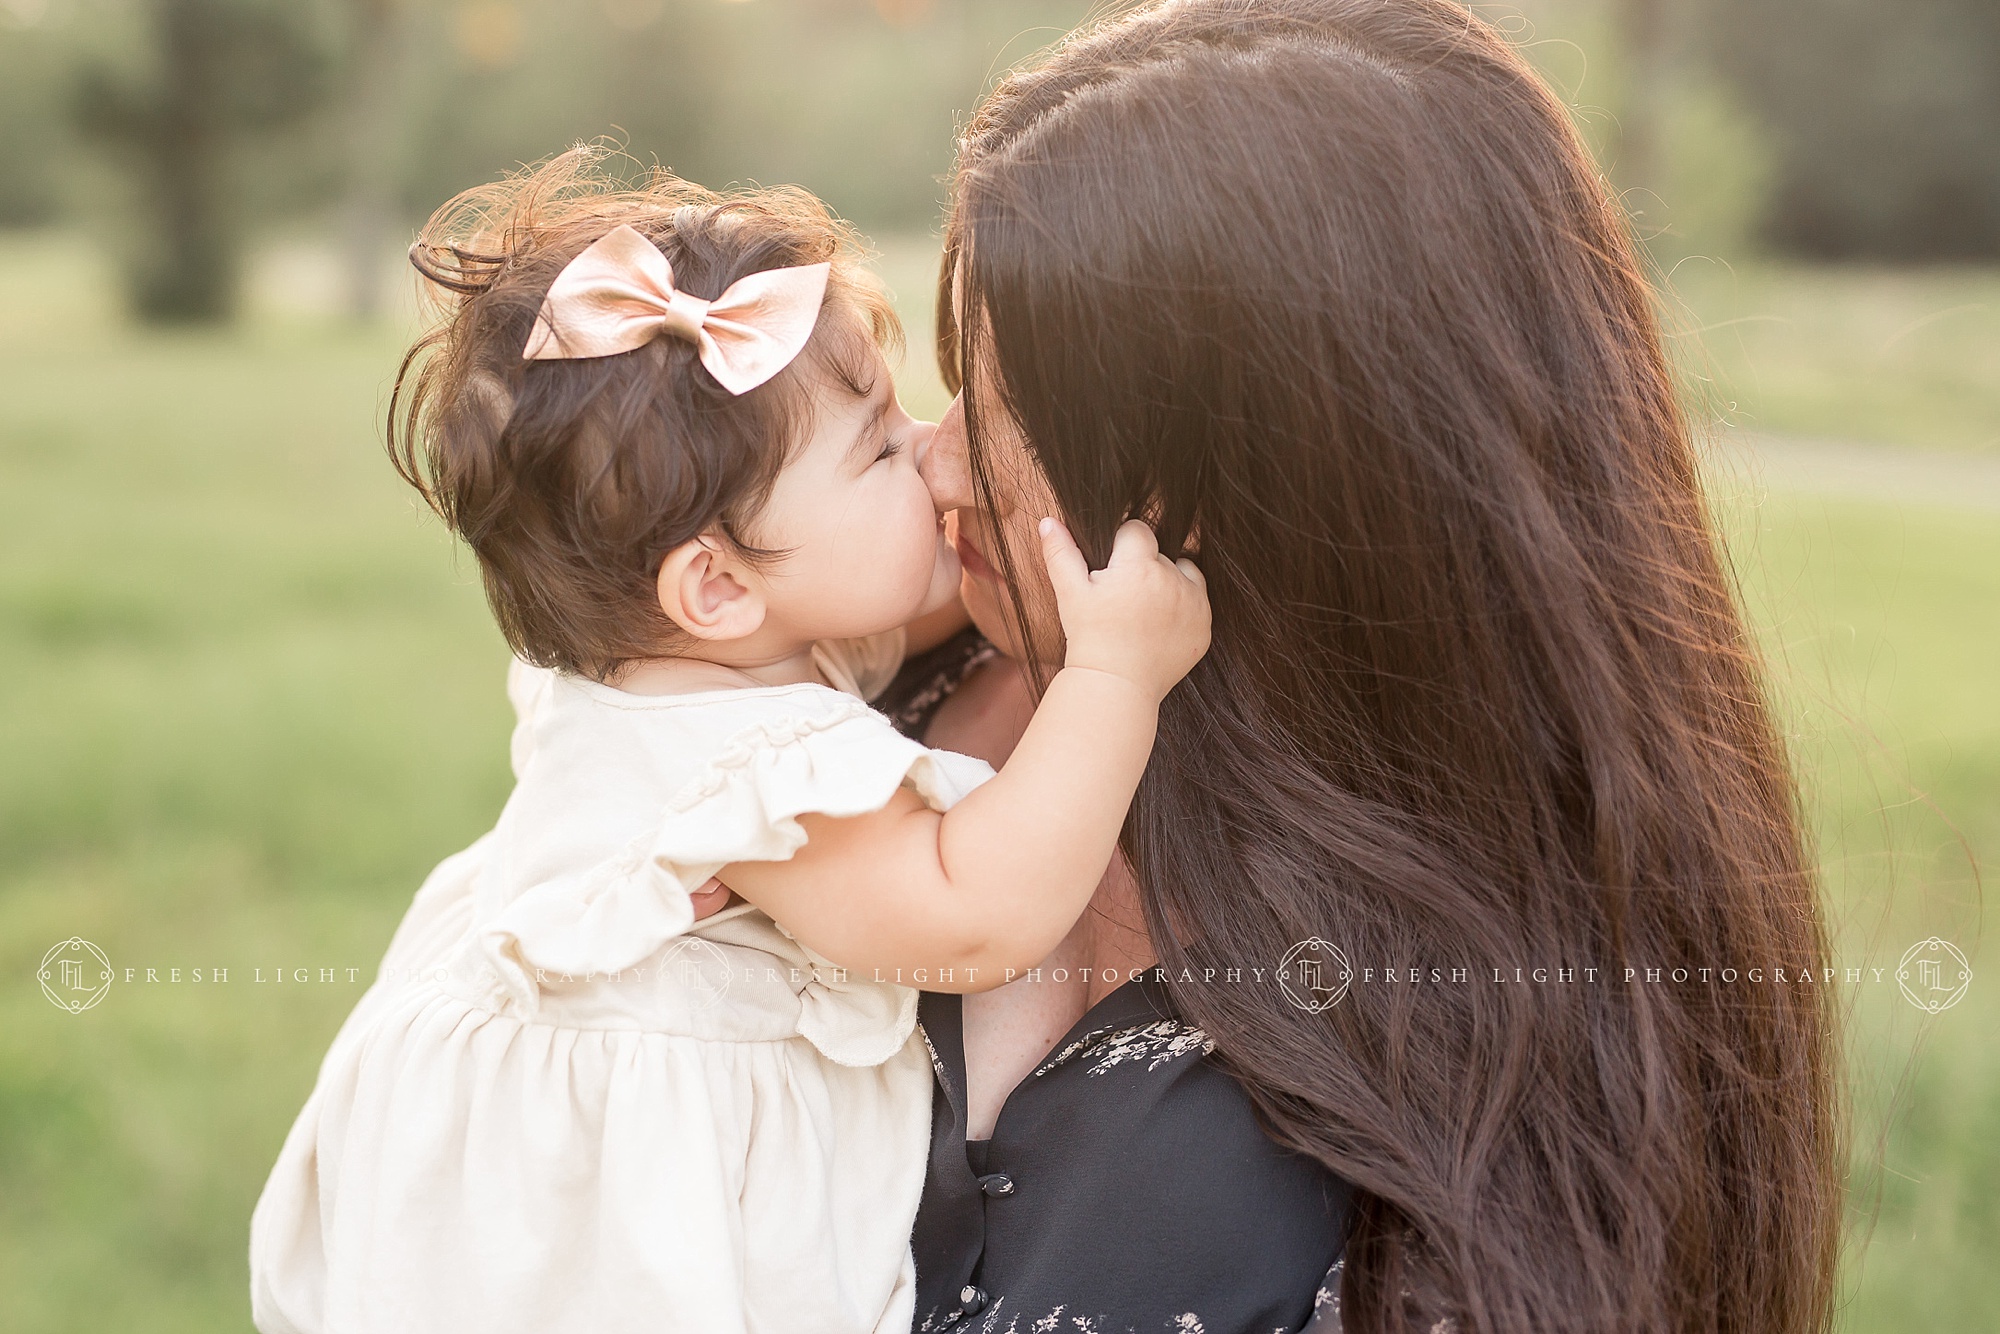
[[247, 152, 1208, 1334]]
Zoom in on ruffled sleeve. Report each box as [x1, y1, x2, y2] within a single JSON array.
[[477, 692, 994, 1062], [655, 694, 990, 861]]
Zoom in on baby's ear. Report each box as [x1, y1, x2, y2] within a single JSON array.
[[656, 535, 767, 642]]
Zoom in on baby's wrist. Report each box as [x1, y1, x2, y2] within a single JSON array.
[[1054, 660, 1167, 709]]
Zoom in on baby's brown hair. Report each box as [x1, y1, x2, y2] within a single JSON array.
[[389, 147, 899, 680]]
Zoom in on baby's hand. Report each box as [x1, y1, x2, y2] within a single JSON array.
[[1040, 517, 1210, 701]]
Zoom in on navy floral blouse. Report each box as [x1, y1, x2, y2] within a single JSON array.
[[881, 631, 1353, 1333], [910, 975, 1350, 1333]]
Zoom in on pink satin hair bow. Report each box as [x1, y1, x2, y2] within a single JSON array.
[[521, 224, 830, 395]]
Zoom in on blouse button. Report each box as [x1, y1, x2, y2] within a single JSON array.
[[977, 1172, 1016, 1198], [959, 1285, 989, 1315]]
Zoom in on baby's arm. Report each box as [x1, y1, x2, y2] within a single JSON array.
[[720, 519, 1208, 992]]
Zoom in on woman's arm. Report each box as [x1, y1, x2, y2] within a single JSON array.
[[720, 520, 1206, 991]]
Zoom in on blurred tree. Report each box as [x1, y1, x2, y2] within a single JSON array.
[[336, 0, 407, 317], [14, 0, 1998, 279], [380, 0, 1094, 237], [73, 0, 334, 321], [1612, 0, 1668, 195], [0, 10, 72, 227], [1700, 0, 2000, 259], [1510, 0, 1774, 261]]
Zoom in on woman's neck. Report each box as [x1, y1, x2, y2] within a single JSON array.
[[920, 652, 1158, 1137], [958, 854, 1155, 1139]]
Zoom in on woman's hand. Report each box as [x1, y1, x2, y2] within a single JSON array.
[[689, 876, 734, 921], [1040, 517, 1210, 702]]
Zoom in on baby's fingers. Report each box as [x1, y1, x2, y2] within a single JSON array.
[[1174, 557, 1207, 592], [1038, 516, 1091, 601], [1106, 518, 1161, 568]]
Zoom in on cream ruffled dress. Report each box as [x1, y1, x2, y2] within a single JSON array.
[[249, 631, 993, 1334]]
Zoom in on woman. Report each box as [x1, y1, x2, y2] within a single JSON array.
[[895, 2, 1843, 1332]]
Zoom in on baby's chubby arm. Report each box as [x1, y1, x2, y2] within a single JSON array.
[[719, 519, 1208, 992]]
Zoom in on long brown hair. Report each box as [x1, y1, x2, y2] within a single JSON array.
[[940, 3, 1841, 1331]]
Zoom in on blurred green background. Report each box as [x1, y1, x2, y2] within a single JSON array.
[[1, 0, 1995, 1329]]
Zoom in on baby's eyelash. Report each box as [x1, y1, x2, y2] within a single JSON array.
[[875, 438, 900, 462]]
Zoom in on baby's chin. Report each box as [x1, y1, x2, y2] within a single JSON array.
[[919, 529, 964, 614]]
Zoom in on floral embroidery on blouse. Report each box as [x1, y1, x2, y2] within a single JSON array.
[[1031, 1017, 1217, 1080], [1304, 1256, 1344, 1331], [919, 1021, 951, 1086], [1082, 1020, 1217, 1076], [1297, 1253, 1463, 1334], [880, 627, 1000, 739], [923, 1300, 1225, 1334]]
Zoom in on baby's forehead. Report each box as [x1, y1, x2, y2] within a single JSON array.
[[791, 348, 890, 450], [802, 309, 894, 401]]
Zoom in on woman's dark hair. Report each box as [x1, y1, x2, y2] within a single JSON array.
[[941, 3, 1840, 1331], [389, 148, 896, 680]]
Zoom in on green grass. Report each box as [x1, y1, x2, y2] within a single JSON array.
[[2, 231, 1996, 1330], [1717, 481, 2000, 1331], [1665, 261, 2000, 454], [0, 235, 515, 1329]]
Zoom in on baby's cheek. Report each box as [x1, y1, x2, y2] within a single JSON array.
[[829, 495, 932, 619], [896, 492, 945, 588]]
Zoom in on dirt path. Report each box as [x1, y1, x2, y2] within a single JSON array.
[[1704, 433, 2000, 515]]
